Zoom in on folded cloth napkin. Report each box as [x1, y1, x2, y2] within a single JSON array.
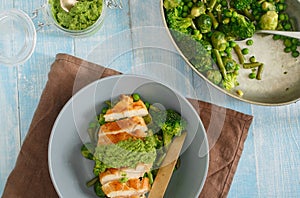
[[2, 53, 253, 198]]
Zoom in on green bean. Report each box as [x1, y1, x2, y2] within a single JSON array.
[[243, 62, 263, 69], [207, 11, 219, 29], [212, 49, 227, 79], [207, 0, 217, 11], [256, 64, 264, 80], [234, 44, 245, 64], [147, 172, 154, 184], [243, 9, 255, 21], [86, 176, 99, 187]]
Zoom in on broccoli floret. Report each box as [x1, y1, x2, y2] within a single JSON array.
[[230, 0, 253, 11], [163, 0, 181, 10], [222, 57, 239, 73], [222, 72, 239, 91], [211, 31, 227, 51], [150, 108, 187, 146], [221, 12, 255, 40], [165, 6, 192, 34]]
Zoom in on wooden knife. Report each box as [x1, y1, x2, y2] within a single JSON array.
[[148, 132, 187, 198]]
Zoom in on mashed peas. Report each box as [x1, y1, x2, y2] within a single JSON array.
[[93, 137, 157, 174], [49, 0, 103, 30]]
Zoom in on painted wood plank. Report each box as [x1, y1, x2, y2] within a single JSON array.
[[0, 66, 21, 196], [15, 0, 74, 142], [251, 104, 300, 197], [0, 1, 21, 196], [75, 1, 133, 73]]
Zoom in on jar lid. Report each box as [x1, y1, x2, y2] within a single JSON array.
[[0, 9, 36, 66]]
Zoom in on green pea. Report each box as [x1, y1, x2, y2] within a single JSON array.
[[229, 41, 236, 48], [249, 72, 256, 79], [279, 13, 286, 21], [277, 3, 285, 11], [144, 101, 150, 109], [101, 107, 108, 114], [224, 11, 232, 18], [284, 13, 289, 21], [232, 11, 238, 18], [292, 51, 299, 58], [291, 45, 297, 51], [284, 47, 292, 53], [183, 5, 189, 12], [182, 12, 188, 17], [223, 18, 230, 24], [254, 15, 260, 21], [246, 39, 254, 46], [225, 47, 232, 55], [221, 0, 228, 7], [284, 23, 292, 30], [249, 56, 256, 63], [132, 93, 140, 101], [284, 39, 292, 47], [187, 2, 193, 8], [242, 48, 249, 55], [273, 35, 281, 40], [292, 38, 299, 45]]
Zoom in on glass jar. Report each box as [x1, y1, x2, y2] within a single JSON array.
[[0, 0, 122, 66], [0, 9, 37, 66]]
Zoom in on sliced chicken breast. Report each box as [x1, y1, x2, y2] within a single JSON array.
[[100, 163, 152, 185], [104, 95, 148, 122], [98, 116, 148, 145], [101, 177, 150, 198]]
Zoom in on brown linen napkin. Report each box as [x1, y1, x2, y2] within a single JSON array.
[[2, 53, 253, 198]]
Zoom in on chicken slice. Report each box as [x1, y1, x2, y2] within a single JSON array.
[[101, 177, 150, 198], [98, 116, 148, 145], [98, 131, 145, 145], [104, 95, 148, 122], [100, 163, 152, 185]]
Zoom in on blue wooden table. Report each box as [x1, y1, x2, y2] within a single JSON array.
[[1, 0, 300, 197]]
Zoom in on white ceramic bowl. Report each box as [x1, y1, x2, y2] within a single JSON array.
[[49, 74, 209, 198]]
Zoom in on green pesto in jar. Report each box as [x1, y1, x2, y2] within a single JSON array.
[[49, 0, 103, 30], [93, 137, 157, 174]]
